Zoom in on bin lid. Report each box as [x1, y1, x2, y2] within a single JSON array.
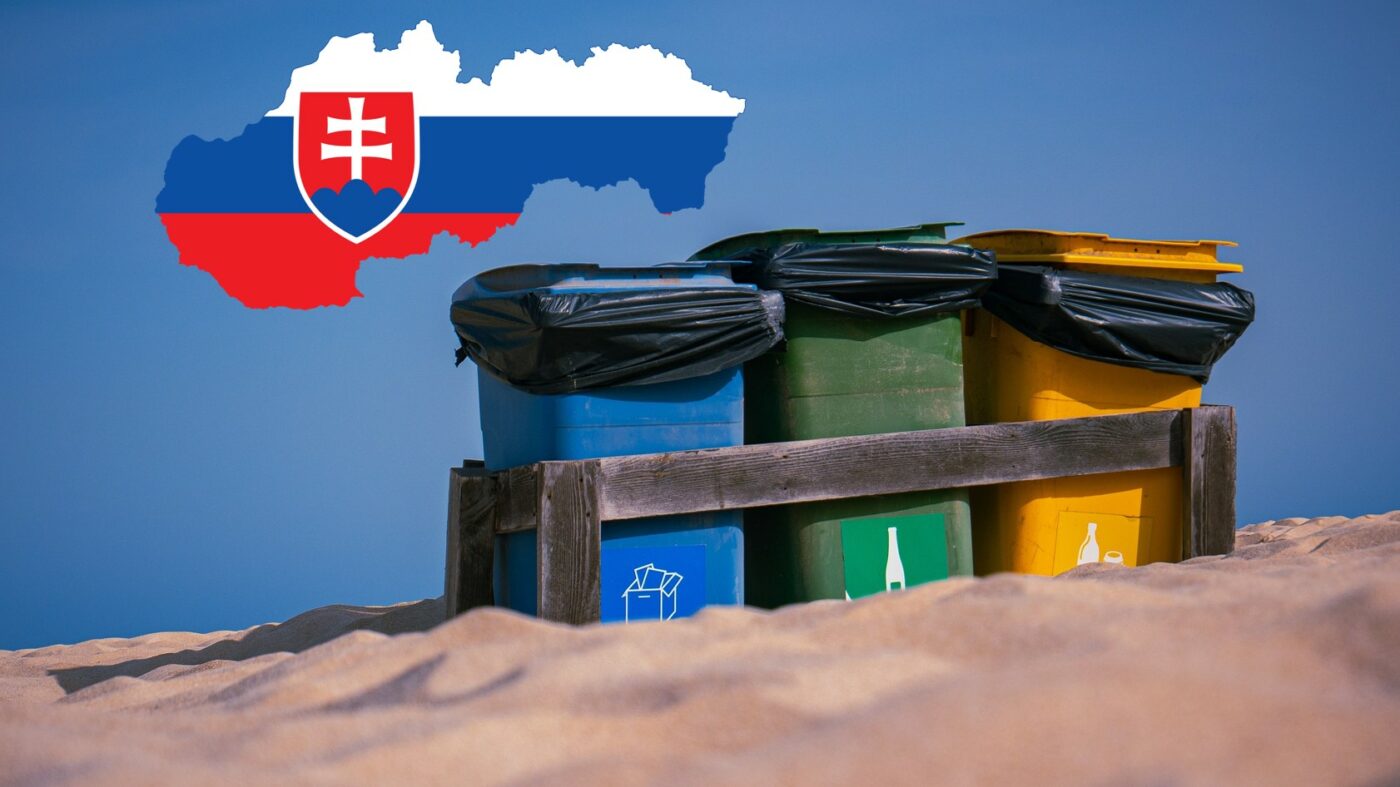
[[952, 229, 1243, 273], [690, 222, 964, 261], [451, 262, 783, 393]]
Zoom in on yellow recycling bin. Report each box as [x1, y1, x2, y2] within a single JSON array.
[[954, 230, 1245, 576]]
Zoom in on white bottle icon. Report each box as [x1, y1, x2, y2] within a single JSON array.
[[885, 526, 906, 591], [1077, 522, 1100, 566]]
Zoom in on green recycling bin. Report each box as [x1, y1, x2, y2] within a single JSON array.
[[692, 223, 994, 607]]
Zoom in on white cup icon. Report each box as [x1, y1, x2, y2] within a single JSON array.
[[1103, 551, 1124, 565]]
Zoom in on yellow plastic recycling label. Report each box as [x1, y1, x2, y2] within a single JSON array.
[[1053, 511, 1148, 574]]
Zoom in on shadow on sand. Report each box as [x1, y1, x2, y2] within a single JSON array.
[[48, 597, 444, 694]]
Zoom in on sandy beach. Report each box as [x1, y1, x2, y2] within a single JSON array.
[[3, 511, 1398, 785]]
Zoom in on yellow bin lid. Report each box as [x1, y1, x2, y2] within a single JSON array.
[[952, 229, 1243, 273]]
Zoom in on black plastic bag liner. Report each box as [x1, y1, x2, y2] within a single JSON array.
[[451, 264, 785, 394], [981, 265, 1256, 382], [719, 242, 998, 318]]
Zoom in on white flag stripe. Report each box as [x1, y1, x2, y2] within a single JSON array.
[[267, 21, 745, 118]]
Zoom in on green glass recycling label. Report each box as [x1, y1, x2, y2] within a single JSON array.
[[840, 514, 949, 599]]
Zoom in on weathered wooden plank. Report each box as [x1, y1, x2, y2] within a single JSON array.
[[1182, 409, 1205, 560], [536, 461, 602, 624], [458, 473, 498, 615], [445, 466, 497, 619], [494, 464, 541, 534], [595, 410, 1184, 522], [444, 468, 466, 619], [1183, 405, 1237, 559]]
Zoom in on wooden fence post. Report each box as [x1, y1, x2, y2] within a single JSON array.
[[536, 461, 602, 625], [1182, 406, 1237, 559], [445, 465, 496, 620]]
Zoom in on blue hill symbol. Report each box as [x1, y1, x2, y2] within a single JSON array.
[[310, 180, 405, 238]]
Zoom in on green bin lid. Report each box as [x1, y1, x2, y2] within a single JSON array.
[[690, 222, 964, 261]]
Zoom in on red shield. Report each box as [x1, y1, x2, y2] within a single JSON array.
[[294, 92, 418, 243]]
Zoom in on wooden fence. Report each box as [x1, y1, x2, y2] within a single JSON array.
[[446, 405, 1237, 624]]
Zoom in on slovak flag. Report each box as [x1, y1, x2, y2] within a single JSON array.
[[155, 21, 745, 308]]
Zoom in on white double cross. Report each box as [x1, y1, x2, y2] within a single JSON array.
[[321, 96, 392, 181]]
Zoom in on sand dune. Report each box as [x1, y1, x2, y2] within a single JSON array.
[[3, 512, 1398, 785]]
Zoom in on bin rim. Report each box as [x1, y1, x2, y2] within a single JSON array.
[[454, 261, 748, 299], [691, 221, 965, 259], [952, 229, 1243, 273]]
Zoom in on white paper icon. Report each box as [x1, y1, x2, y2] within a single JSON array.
[[621, 562, 683, 622]]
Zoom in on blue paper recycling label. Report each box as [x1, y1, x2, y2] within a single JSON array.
[[601, 544, 707, 623]]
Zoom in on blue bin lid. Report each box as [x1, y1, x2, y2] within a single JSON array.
[[451, 261, 784, 394], [453, 262, 751, 303]]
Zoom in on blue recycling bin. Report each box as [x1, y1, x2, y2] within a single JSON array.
[[465, 263, 755, 623]]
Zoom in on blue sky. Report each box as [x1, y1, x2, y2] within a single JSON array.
[[2, 0, 1397, 649]]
